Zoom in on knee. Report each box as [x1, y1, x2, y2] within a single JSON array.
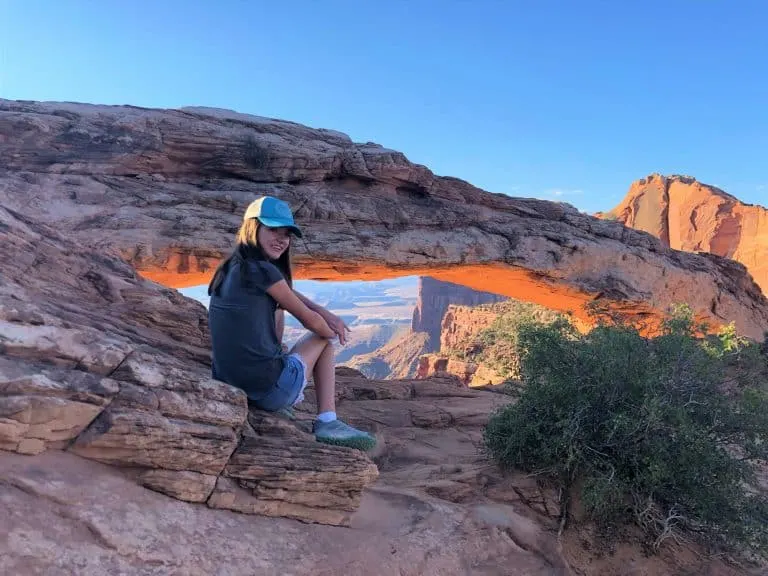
[[309, 333, 331, 346]]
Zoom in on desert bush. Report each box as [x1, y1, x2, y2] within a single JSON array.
[[483, 306, 768, 557], [474, 301, 564, 379]]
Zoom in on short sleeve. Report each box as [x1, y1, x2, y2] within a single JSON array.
[[243, 260, 285, 294]]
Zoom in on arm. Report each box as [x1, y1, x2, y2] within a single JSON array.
[[294, 291, 325, 315], [267, 281, 335, 339], [295, 290, 350, 345]]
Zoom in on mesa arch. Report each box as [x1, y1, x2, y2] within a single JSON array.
[[2, 98, 768, 339], [142, 261, 647, 332]]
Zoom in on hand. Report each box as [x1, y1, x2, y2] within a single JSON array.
[[281, 343, 289, 354], [323, 312, 351, 345]]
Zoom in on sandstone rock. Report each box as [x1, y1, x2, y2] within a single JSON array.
[[68, 350, 247, 475], [2, 100, 767, 338], [333, 365, 367, 379], [417, 354, 503, 387], [0, 203, 377, 525], [424, 479, 477, 503], [16, 438, 46, 455], [412, 276, 507, 352], [0, 320, 134, 375], [0, 451, 574, 576], [409, 379, 478, 397], [137, 469, 217, 503], [70, 406, 240, 474], [213, 435, 378, 526], [440, 302, 509, 352], [0, 356, 118, 454], [334, 376, 413, 401], [601, 173, 768, 298], [209, 410, 379, 526]]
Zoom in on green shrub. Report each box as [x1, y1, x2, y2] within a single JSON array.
[[473, 301, 564, 379], [483, 307, 768, 557]]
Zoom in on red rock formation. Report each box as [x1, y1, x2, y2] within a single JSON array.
[[440, 303, 507, 353], [416, 303, 509, 386], [601, 174, 768, 297], [343, 330, 430, 379], [417, 301, 582, 387], [416, 303, 513, 386], [416, 354, 505, 387], [411, 276, 507, 352], [1, 101, 767, 338]]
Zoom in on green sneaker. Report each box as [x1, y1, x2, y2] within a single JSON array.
[[313, 419, 376, 451]]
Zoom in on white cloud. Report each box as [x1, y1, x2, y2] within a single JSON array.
[[545, 188, 584, 198]]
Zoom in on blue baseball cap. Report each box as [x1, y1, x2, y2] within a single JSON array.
[[243, 196, 302, 238]]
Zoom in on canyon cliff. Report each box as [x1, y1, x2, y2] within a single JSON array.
[[418, 303, 509, 386], [344, 277, 506, 379], [412, 277, 507, 352], [600, 174, 768, 298], [417, 301, 564, 387]]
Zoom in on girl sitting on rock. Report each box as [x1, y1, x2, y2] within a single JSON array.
[[207, 196, 376, 451]]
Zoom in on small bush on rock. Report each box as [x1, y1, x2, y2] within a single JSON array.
[[483, 306, 768, 557], [475, 301, 564, 379]]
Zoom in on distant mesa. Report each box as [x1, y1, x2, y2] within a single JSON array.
[[412, 277, 507, 353], [599, 173, 768, 298]]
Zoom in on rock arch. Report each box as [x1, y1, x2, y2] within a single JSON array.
[[1, 99, 766, 338]]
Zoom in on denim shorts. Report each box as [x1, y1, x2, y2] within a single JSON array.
[[249, 353, 308, 412]]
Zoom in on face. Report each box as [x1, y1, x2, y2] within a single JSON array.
[[257, 225, 291, 260]]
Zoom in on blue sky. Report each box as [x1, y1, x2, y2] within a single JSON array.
[[1, 0, 767, 213]]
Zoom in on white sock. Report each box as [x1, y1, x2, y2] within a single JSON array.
[[316, 411, 337, 423]]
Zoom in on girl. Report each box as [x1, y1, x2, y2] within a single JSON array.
[[207, 195, 376, 451]]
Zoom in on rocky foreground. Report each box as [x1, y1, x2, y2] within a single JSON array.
[[1, 370, 748, 576]]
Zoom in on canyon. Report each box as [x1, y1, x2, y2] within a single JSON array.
[[344, 276, 508, 379], [417, 302, 516, 387], [412, 276, 507, 352]]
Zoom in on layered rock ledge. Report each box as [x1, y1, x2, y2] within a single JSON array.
[[0, 204, 377, 526]]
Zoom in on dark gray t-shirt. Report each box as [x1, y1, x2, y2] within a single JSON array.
[[208, 256, 286, 398]]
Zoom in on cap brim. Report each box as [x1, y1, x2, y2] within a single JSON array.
[[257, 217, 303, 238]]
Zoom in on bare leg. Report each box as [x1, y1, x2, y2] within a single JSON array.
[[289, 332, 335, 414], [288, 332, 375, 451]]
